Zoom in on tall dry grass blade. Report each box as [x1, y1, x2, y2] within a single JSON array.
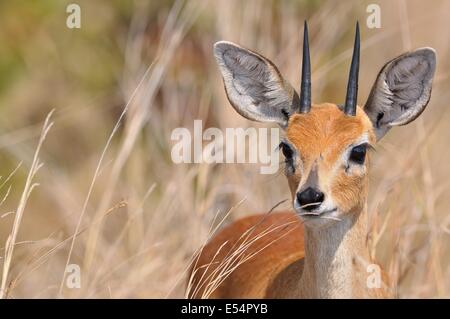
[[187, 200, 292, 298], [179, 197, 247, 299], [201, 220, 300, 298], [10, 200, 127, 294], [0, 110, 54, 299], [85, 183, 157, 293], [82, 0, 206, 277], [57, 57, 157, 297]]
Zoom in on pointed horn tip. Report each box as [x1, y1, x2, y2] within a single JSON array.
[[343, 21, 361, 117], [355, 24, 360, 47], [299, 19, 311, 113]]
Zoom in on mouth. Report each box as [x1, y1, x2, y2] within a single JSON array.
[[297, 208, 339, 221]]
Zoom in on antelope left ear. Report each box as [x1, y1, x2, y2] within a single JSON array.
[[214, 41, 299, 129], [364, 48, 436, 140]]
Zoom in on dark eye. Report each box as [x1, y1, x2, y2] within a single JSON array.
[[280, 142, 293, 159], [280, 142, 295, 174], [349, 144, 367, 164]]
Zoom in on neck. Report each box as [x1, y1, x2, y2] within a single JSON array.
[[296, 206, 372, 298]]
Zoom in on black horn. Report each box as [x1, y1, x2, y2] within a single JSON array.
[[299, 21, 311, 113], [344, 22, 360, 116]]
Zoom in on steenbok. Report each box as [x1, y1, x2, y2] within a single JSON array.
[[188, 22, 436, 299]]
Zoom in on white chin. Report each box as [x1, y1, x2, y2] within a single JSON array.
[[295, 208, 341, 227]]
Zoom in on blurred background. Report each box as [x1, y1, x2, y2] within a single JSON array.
[[0, 0, 449, 298]]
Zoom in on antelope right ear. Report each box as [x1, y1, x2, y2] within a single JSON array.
[[214, 41, 299, 128], [364, 48, 436, 140]]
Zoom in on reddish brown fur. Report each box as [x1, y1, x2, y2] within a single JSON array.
[[188, 104, 389, 299], [286, 103, 375, 212], [188, 212, 304, 298]]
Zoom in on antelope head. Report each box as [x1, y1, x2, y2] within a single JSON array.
[[213, 22, 436, 229]]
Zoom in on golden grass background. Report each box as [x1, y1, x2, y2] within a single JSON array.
[[0, 0, 449, 298]]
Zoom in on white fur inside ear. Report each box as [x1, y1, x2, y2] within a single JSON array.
[[214, 41, 298, 128], [364, 47, 436, 139]]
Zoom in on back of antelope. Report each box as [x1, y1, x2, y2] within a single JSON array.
[[187, 22, 436, 299]]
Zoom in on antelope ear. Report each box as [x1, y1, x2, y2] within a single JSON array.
[[214, 41, 299, 128], [364, 48, 436, 140]]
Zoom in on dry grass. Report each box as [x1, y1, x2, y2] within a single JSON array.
[[0, 0, 449, 298]]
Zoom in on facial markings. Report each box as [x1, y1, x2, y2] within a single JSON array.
[[284, 103, 375, 213]]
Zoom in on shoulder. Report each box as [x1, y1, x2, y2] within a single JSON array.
[[187, 211, 304, 298]]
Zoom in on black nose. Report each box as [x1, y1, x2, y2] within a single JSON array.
[[297, 187, 324, 211]]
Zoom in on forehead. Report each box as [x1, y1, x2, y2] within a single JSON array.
[[286, 103, 375, 159]]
